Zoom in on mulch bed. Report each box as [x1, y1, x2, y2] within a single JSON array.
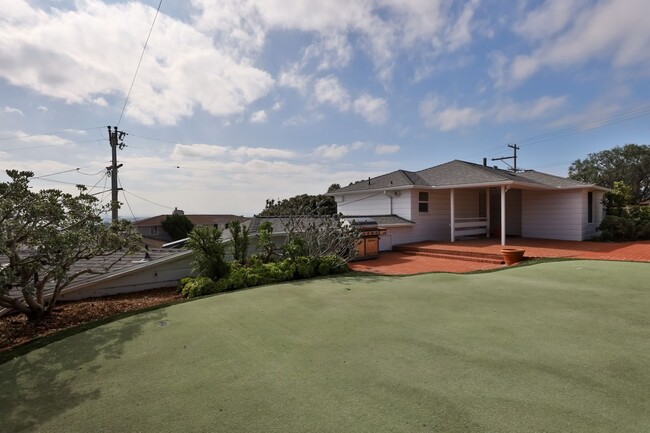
[[0, 288, 183, 352]]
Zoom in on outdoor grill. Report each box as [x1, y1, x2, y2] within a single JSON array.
[[346, 218, 386, 261]]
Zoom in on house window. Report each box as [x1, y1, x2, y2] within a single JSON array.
[[587, 192, 593, 223], [213, 224, 219, 228], [150, 226, 158, 235], [418, 191, 429, 213]]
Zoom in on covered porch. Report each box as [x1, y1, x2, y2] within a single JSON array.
[[447, 185, 526, 246]]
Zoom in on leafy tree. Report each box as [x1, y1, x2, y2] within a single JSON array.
[[0, 170, 142, 320], [161, 213, 194, 241], [603, 181, 633, 216], [569, 144, 650, 203], [186, 226, 228, 280], [327, 183, 341, 193], [228, 219, 250, 264], [259, 194, 337, 216], [256, 221, 276, 263]]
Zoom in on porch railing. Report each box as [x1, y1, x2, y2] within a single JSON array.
[[453, 217, 488, 238]]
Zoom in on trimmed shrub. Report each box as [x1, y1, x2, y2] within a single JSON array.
[[598, 216, 636, 241], [181, 276, 221, 298]]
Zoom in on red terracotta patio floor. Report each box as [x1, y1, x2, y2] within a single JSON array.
[[349, 238, 650, 275]]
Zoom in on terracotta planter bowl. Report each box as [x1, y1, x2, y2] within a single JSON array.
[[500, 248, 525, 266]]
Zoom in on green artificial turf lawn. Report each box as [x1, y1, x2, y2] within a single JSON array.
[[1, 260, 649, 433]]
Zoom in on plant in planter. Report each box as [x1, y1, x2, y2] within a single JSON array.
[[500, 248, 525, 266]]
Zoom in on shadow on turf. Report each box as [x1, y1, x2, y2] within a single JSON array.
[[0, 308, 167, 432]]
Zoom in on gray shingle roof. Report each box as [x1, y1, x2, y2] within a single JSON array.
[[331, 159, 596, 194]]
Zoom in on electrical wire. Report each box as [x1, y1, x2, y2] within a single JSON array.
[[122, 189, 175, 211], [117, 0, 163, 127], [117, 175, 138, 221]]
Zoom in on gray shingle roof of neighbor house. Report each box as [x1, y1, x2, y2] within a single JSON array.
[[134, 214, 247, 227], [329, 159, 604, 194]]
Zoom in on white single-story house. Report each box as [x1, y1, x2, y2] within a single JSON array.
[[327, 160, 609, 249]]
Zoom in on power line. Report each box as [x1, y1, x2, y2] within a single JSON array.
[[117, 175, 138, 221], [117, 0, 163, 127], [122, 189, 175, 211]]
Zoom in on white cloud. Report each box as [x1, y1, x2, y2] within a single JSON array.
[[0, 0, 274, 126], [351, 141, 368, 150], [271, 101, 282, 111], [2, 106, 23, 116], [250, 109, 267, 123], [303, 33, 353, 70], [313, 75, 350, 111], [278, 63, 311, 95], [314, 144, 349, 159], [37, 105, 48, 112], [494, 96, 567, 122], [419, 95, 566, 131], [191, 0, 478, 83], [508, 0, 650, 84], [173, 143, 295, 160], [231, 146, 295, 159], [172, 143, 229, 158], [375, 144, 400, 155], [514, 0, 588, 41], [419, 97, 484, 131], [353, 94, 388, 124]]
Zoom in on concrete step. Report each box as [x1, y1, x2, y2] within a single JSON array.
[[400, 250, 505, 265]]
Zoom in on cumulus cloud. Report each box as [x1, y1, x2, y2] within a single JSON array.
[[507, 0, 650, 85], [420, 95, 566, 131], [250, 109, 267, 123], [0, 0, 274, 126], [190, 0, 478, 83], [419, 97, 484, 131], [314, 144, 349, 159], [353, 94, 388, 124], [314, 75, 351, 111]]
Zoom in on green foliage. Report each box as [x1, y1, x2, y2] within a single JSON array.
[[259, 194, 337, 216], [180, 276, 222, 298], [186, 226, 228, 280], [181, 256, 345, 299], [0, 170, 143, 320], [256, 221, 276, 263], [603, 181, 634, 216], [597, 206, 650, 241], [569, 144, 650, 203], [160, 214, 194, 241], [282, 236, 306, 261], [229, 219, 250, 264]]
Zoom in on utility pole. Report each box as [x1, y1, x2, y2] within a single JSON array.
[[107, 126, 126, 222], [491, 144, 520, 172]]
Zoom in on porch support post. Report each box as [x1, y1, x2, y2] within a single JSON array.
[[500, 185, 506, 246], [450, 189, 456, 242], [485, 188, 490, 238]]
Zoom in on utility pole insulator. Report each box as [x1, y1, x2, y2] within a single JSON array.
[[107, 126, 127, 222]]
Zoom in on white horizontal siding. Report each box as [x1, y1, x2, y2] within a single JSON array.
[[522, 190, 585, 240], [407, 189, 450, 242]]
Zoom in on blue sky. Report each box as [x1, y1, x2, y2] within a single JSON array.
[[1, 0, 649, 217]]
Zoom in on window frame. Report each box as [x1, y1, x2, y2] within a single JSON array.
[[587, 191, 593, 224], [418, 191, 429, 213]]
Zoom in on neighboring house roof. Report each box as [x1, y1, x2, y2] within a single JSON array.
[[246, 216, 329, 235], [1, 248, 191, 315], [343, 215, 415, 226], [329, 160, 606, 194], [133, 214, 247, 227]]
